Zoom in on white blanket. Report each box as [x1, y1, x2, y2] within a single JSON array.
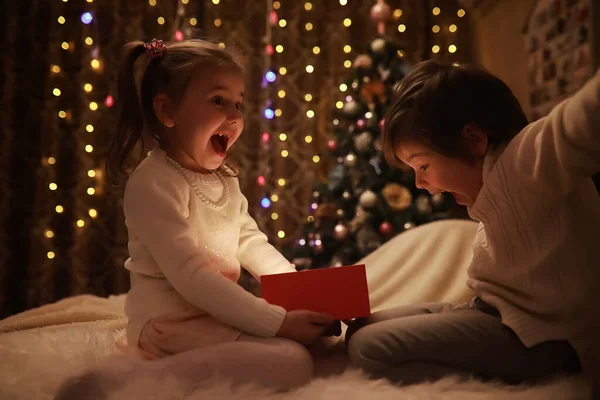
[[365, 219, 478, 311], [0, 219, 591, 399]]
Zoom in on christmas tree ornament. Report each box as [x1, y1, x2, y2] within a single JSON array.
[[354, 131, 373, 153], [328, 163, 349, 193], [344, 153, 357, 167], [369, 157, 383, 175], [349, 205, 369, 232], [353, 54, 374, 69], [431, 193, 445, 207], [359, 190, 378, 209], [382, 183, 412, 211], [342, 99, 365, 119], [415, 195, 433, 215], [337, 209, 345, 218], [379, 221, 393, 236], [403, 221, 416, 230], [269, 10, 279, 26], [378, 65, 393, 82], [371, 38, 387, 55], [314, 242, 324, 254], [353, 55, 375, 79], [356, 225, 382, 254], [333, 223, 350, 241], [330, 256, 344, 268], [355, 205, 367, 218], [327, 139, 338, 153], [370, 0, 392, 24]]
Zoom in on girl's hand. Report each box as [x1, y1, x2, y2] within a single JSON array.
[[276, 310, 333, 345], [321, 320, 342, 337]]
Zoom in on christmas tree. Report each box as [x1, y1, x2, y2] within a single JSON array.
[[287, 1, 466, 271]]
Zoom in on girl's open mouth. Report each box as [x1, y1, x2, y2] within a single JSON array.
[[210, 133, 230, 157]]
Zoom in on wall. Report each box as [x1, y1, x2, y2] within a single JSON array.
[[470, 0, 537, 117]]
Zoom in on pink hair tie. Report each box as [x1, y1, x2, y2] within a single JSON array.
[[144, 38, 166, 59]]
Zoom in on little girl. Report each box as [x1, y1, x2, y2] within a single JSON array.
[[346, 60, 600, 394], [56, 38, 334, 398]]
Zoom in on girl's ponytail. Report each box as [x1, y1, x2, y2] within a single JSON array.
[[106, 42, 147, 185]]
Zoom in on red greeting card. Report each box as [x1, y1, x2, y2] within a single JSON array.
[[261, 264, 371, 320]]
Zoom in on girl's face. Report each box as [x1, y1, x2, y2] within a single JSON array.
[[394, 128, 487, 208], [160, 65, 245, 173]]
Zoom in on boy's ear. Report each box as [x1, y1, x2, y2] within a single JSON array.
[[462, 124, 488, 157], [153, 94, 176, 128]]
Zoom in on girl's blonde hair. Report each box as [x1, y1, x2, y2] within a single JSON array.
[[106, 39, 244, 185]]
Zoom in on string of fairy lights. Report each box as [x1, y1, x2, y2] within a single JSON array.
[[430, 5, 466, 57], [306, 0, 355, 231], [78, 2, 104, 234], [254, 0, 274, 230], [45, 6, 64, 261], [149, 0, 196, 42], [45, 0, 203, 263], [333, 0, 354, 127], [46, 0, 108, 262], [255, 0, 280, 239], [256, 0, 340, 242]]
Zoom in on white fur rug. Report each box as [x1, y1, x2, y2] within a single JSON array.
[[107, 371, 589, 400], [0, 319, 591, 400], [0, 218, 594, 400]]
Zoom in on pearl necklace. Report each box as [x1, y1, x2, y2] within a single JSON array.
[[166, 156, 229, 209]]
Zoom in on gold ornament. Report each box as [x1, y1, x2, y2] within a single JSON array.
[[382, 183, 412, 211]]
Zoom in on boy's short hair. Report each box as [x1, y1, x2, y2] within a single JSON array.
[[382, 60, 528, 167]]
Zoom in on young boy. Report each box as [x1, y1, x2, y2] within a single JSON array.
[[346, 60, 600, 393]]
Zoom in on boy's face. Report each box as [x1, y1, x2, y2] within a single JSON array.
[[394, 128, 487, 208]]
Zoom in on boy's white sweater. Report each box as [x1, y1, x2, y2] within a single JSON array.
[[468, 71, 600, 386]]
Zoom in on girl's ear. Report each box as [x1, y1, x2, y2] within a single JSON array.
[[462, 124, 488, 157], [153, 94, 176, 128]]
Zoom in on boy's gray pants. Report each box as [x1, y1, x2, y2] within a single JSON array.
[[345, 299, 581, 385]]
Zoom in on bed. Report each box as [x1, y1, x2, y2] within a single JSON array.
[[0, 220, 590, 399]]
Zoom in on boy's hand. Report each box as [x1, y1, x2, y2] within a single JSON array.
[[276, 310, 334, 345]]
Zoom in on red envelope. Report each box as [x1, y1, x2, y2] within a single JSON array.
[[261, 264, 371, 320]]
